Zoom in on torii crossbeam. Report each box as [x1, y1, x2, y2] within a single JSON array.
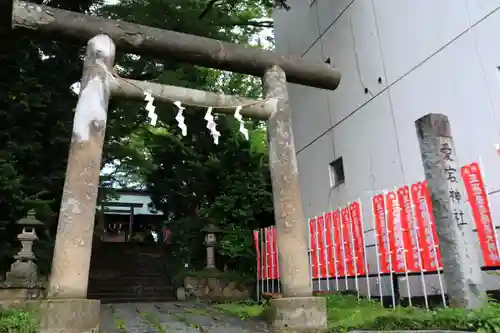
[[3, 1, 341, 332], [10, 0, 340, 91]]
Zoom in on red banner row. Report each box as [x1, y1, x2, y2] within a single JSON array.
[[373, 181, 442, 273], [253, 227, 279, 280], [309, 202, 367, 278], [374, 162, 500, 273], [254, 162, 500, 280]]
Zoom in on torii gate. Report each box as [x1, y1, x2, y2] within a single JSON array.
[[3, 1, 341, 332]]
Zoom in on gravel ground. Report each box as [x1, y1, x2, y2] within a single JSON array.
[[99, 302, 269, 333]]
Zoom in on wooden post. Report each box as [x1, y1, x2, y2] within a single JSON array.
[[415, 113, 485, 308], [263, 65, 312, 298], [48, 34, 115, 298]]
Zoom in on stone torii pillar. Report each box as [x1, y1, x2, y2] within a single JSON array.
[[263, 66, 327, 332], [49, 34, 115, 299], [39, 34, 115, 333]]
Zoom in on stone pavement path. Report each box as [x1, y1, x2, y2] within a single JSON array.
[[99, 302, 269, 333]]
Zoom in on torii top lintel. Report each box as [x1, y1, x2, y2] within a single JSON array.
[[8, 0, 341, 91]]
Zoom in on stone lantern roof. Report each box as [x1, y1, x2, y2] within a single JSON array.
[[201, 223, 222, 234], [16, 210, 44, 227]]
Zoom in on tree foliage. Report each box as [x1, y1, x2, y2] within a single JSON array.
[[0, 0, 278, 277], [98, 0, 276, 274], [0, 0, 102, 273]]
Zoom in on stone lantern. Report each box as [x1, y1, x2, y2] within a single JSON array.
[[5, 210, 44, 284], [202, 222, 222, 270]]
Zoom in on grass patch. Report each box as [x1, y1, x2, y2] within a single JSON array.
[[170, 312, 189, 324], [0, 307, 38, 333], [214, 302, 265, 320], [214, 294, 500, 333], [326, 293, 500, 333], [325, 293, 390, 331], [137, 310, 167, 333], [184, 307, 209, 316]]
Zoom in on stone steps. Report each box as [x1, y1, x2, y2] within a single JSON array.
[[89, 273, 168, 279], [87, 284, 176, 302], [87, 276, 176, 301], [88, 284, 174, 293], [88, 287, 173, 292], [88, 277, 168, 283], [87, 243, 175, 302], [91, 295, 177, 304]]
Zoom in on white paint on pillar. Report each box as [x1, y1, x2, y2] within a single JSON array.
[[72, 34, 115, 142], [65, 198, 82, 215], [89, 34, 116, 59], [73, 77, 108, 141]]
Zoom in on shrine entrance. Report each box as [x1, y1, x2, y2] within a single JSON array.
[[97, 189, 165, 243], [5, 1, 341, 331], [88, 189, 173, 302]]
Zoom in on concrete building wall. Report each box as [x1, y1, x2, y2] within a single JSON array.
[[274, 0, 500, 296]]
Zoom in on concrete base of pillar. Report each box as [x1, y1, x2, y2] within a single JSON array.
[[268, 296, 328, 333], [39, 298, 100, 333]]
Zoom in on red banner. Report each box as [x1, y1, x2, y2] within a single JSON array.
[[372, 194, 390, 274], [397, 186, 420, 272], [265, 228, 271, 279], [273, 227, 280, 278], [341, 207, 355, 276], [386, 191, 407, 273], [253, 230, 261, 280], [271, 227, 280, 279], [461, 163, 500, 267], [422, 181, 443, 270], [325, 212, 336, 277], [317, 215, 327, 278], [333, 210, 345, 277], [261, 227, 279, 279], [349, 202, 367, 275], [309, 218, 319, 279], [319, 213, 332, 278], [411, 181, 442, 271]]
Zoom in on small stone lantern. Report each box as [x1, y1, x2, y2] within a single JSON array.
[[5, 210, 44, 284], [202, 223, 222, 270]]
